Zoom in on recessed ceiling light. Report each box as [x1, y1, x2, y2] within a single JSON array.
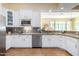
[[60, 7, 64, 10], [49, 10, 52, 12]]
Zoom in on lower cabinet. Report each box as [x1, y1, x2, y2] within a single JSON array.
[[42, 35, 78, 56], [6, 35, 78, 55], [6, 36, 13, 50], [42, 35, 64, 47], [11, 35, 32, 48], [64, 37, 78, 56], [6, 35, 32, 50]]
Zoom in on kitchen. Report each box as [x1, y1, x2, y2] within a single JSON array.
[[0, 3, 79, 56]]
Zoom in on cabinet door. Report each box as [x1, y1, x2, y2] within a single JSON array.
[[11, 35, 32, 48], [42, 35, 63, 47], [25, 35, 32, 47], [11, 35, 26, 47], [31, 10, 40, 27], [49, 35, 64, 48], [13, 11, 21, 27], [20, 10, 32, 19], [0, 8, 6, 26], [0, 5, 6, 16], [6, 36, 12, 50], [42, 38, 49, 47], [6, 10, 13, 26], [59, 36, 78, 56], [67, 38, 78, 55], [42, 35, 51, 47]]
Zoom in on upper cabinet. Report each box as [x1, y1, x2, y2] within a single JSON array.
[[19, 9, 32, 20], [13, 9, 41, 27], [13, 9, 32, 27], [0, 4, 3, 16], [13, 10, 20, 27], [31, 10, 41, 27], [7, 11, 13, 25], [6, 9, 13, 27], [0, 4, 6, 26], [5, 9, 41, 27]]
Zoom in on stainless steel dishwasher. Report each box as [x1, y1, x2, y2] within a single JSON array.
[[32, 34, 42, 48]]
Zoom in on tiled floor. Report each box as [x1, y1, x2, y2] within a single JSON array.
[[6, 48, 72, 56]]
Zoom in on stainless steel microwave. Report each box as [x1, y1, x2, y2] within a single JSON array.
[[21, 20, 31, 26]]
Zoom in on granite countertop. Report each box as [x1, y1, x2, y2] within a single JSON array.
[[6, 32, 79, 39]]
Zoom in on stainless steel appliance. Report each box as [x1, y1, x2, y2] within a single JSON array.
[[21, 20, 31, 26], [32, 34, 42, 48], [0, 27, 6, 56]]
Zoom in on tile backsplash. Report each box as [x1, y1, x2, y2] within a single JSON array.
[[6, 27, 23, 34]]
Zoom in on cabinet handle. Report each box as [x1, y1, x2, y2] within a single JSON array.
[[75, 44, 78, 48], [48, 39, 50, 41]]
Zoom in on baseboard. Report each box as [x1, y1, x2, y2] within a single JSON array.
[[32, 47, 42, 48]]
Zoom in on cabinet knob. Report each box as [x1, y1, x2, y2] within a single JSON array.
[[75, 44, 78, 48]]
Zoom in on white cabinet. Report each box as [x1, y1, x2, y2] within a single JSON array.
[[0, 4, 4, 16], [42, 35, 78, 56], [13, 10, 32, 27], [19, 9, 32, 19], [6, 9, 14, 27], [42, 35, 64, 47], [0, 7, 6, 26], [11, 35, 32, 48], [31, 10, 41, 27], [64, 37, 78, 56], [6, 35, 32, 50], [24, 35, 32, 47], [42, 36, 50, 47], [11, 35, 26, 47], [13, 11, 20, 27], [6, 9, 41, 27], [6, 36, 12, 50]]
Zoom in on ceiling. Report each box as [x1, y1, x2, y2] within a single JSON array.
[[2, 3, 59, 10], [2, 3, 79, 19], [2, 3, 79, 11]]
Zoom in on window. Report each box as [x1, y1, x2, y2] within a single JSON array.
[[50, 21, 71, 31], [75, 22, 79, 31]]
